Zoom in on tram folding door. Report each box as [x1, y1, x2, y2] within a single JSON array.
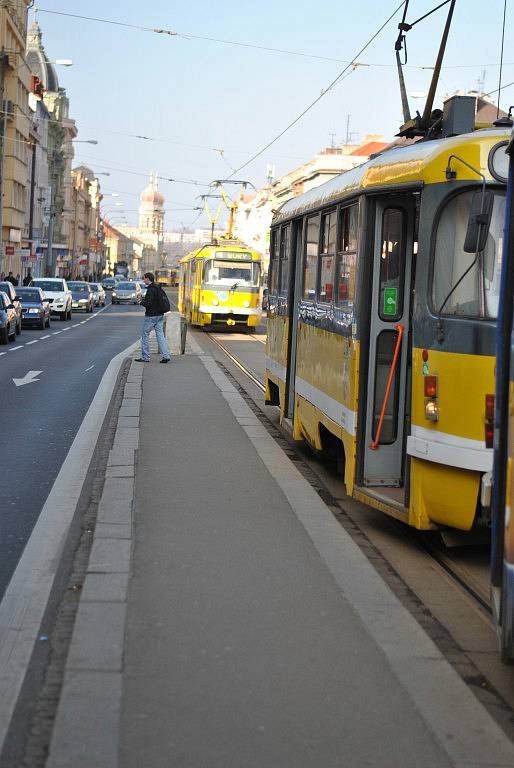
[[362, 196, 415, 487]]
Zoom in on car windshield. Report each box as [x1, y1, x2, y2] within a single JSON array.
[[103, 278, 115, 284], [17, 289, 41, 302], [32, 280, 64, 292], [70, 285, 89, 294], [117, 282, 136, 290], [0, 283, 13, 295], [203, 258, 259, 286], [90, 284, 101, 290]]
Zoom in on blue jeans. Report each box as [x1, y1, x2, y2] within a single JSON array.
[[141, 315, 170, 361]]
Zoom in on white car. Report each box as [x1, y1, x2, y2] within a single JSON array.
[[30, 278, 72, 321]]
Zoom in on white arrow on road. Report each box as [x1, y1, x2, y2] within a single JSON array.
[[13, 370, 43, 387]]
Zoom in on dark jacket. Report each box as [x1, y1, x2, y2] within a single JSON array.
[[141, 282, 163, 316]]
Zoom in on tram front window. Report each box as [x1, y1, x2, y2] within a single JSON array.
[[204, 259, 259, 287], [433, 190, 505, 318]]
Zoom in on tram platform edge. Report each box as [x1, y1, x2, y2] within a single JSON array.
[[45, 338, 514, 768]]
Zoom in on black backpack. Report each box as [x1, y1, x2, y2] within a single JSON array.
[[156, 285, 171, 314]]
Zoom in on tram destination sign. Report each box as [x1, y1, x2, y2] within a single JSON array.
[[383, 287, 398, 316]]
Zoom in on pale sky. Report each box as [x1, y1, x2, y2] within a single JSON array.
[[36, 1, 513, 231]]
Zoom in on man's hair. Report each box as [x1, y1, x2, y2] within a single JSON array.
[[144, 272, 155, 282]]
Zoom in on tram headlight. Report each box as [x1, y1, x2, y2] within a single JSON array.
[[212, 298, 219, 305], [243, 300, 250, 308], [425, 398, 439, 421], [488, 140, 509, 183]]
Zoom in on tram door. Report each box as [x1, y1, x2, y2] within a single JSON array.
[[285, 219, 304, 419], [362, 196, 414, 487]]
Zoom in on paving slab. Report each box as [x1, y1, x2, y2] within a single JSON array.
[[47, 671, 121, 768], [66, 602, 126, 671], [108, 447, 136, 467], [87, 538, 131, 573], [105, 465, 135, 478], [81, 572, 130, 603]]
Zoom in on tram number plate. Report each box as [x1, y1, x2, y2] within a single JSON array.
[[383, 287, 398, 316]]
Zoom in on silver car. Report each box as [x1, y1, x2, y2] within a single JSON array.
[[111, 281, 142, 305], [90, 283, 106, 307]]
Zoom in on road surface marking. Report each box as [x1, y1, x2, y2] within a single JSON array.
[[13, 370, 42, 387], [85, 364, 95, 372], [79, 321, 87, 324], [72, 324, 80, 328], [0, 338, 139, 752], [39, 335, 51, 339], [8, 346, 23, 351], [52, 331, 62, 335], [26, 340, 38, 345], [0, 352, 6, 356], [61, 327, 71, 331]]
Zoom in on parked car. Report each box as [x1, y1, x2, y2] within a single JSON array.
[[101, 277, 117, 291], [0, 291, 17, 343], [68, 281, 94, 313], [30, 278, 72, 320], [16, 287, 51, 329], [0, 281, 22, 335], [111, 281, 142, 305], [135, 279, 147, 298], [89, 282, 106, 307]]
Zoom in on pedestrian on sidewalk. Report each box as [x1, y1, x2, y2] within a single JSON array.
[[5, 271, 17, 286], [22, 269, 32, 286], [135, 271, 171, 364]]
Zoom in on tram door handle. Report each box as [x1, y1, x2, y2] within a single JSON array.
[[370, 324, 404, 450]]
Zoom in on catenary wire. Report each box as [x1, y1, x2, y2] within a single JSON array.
[[226, 0, 407, 178]]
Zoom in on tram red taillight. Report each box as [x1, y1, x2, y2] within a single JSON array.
[[424, 375, 437, 398], [485, 394, 495, 449]]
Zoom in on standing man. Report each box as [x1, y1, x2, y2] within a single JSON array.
[[5, 271, 16, 285], [23, 269, 32, 286], [135, 271, 171, 364]]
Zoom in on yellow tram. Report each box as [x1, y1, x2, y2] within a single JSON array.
[[179, 241, 262, 330], [266, 122, 509, 531]]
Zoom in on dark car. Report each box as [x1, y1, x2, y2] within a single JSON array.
[[16, 287, 51, 329], [68, 281, 94, 313], [102, 277, 117, 291], [0, 291, 17, 343], [0, 281, 22, 335]]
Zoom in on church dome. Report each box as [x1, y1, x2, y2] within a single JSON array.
[[26, 19, 60, 93], [140, 177, 164, 208]]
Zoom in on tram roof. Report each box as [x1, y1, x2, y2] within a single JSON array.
[[273, 128, 510, 225]]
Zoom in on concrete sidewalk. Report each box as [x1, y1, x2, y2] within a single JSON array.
[[46, 325, 514, 768]]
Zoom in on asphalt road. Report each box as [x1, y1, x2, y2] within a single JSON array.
[[0, 298, 144, 600]]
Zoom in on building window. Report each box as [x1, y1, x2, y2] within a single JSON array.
[[302, 215, 320, 300]]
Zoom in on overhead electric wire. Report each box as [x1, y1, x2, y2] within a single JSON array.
[[496, 0, 508, 117], [227, 0, 407, 177]]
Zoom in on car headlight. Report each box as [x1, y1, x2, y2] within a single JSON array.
[[112, 292, 117, 297], [79, 298, 87, 303], [28, 308, 39, 314], [131, 293, 136, 297]]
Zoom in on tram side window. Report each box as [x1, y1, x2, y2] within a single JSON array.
[[379, 208, 405, 321], [318, 211, 336, 302], [279, 226, 290, 295], [432, 190, 505, 318], [270, 230, 280, 296], [335, 205, 358, 309], [303, 215, 320, 300]]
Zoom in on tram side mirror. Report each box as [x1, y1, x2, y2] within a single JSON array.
[[463, 190, 494, 253]]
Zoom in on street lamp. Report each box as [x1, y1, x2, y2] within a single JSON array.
[[72, 139, 99, 145], [54, 59, 73, 67]]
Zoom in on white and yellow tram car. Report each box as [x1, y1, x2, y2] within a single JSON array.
[[179, 242, 262, 331], [266, 121, 510, 531]]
